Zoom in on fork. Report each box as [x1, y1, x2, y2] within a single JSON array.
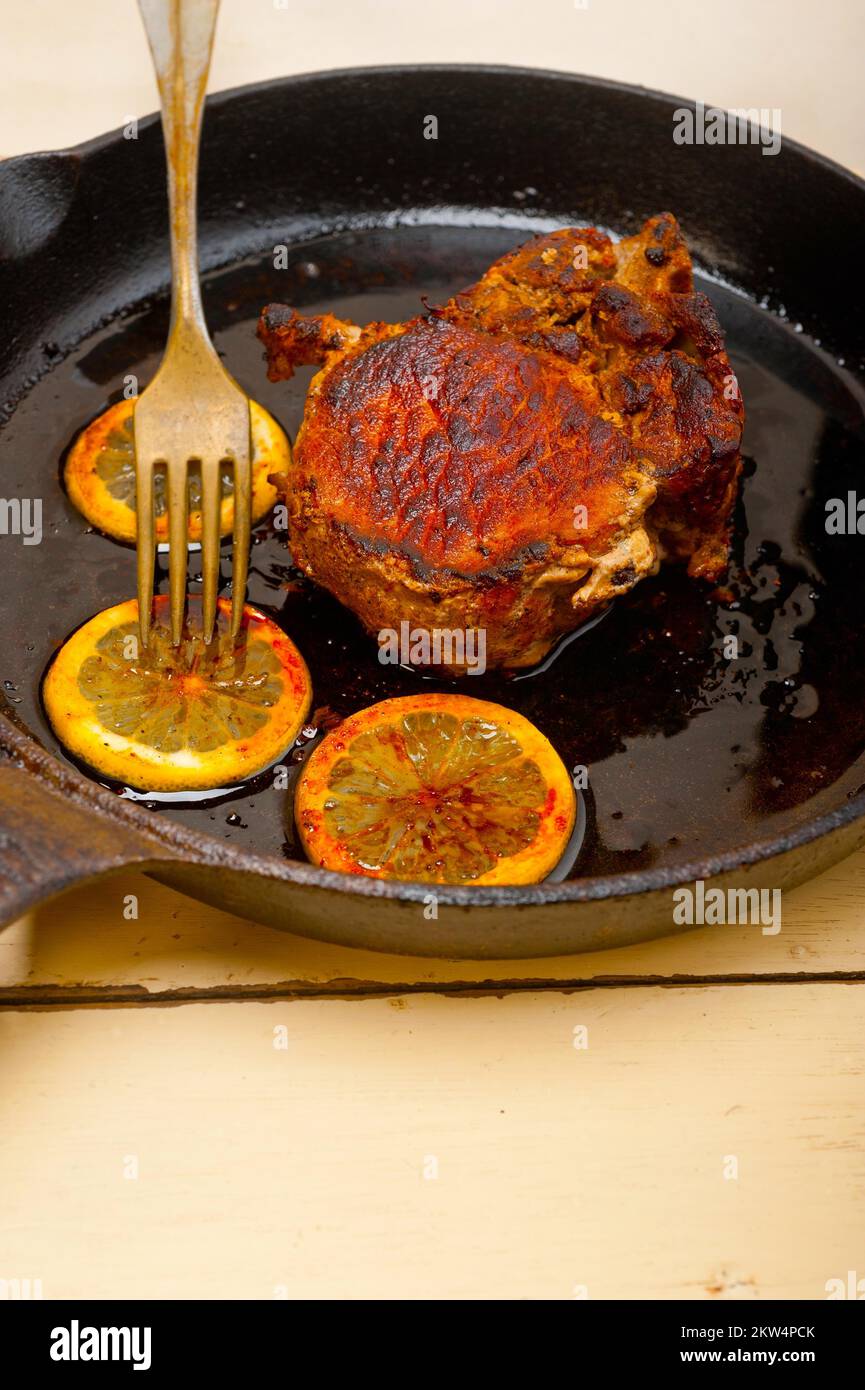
[[134, 0, 251, 648]]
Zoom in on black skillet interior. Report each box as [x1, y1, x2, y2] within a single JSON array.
[[1, 65, 864, 889]]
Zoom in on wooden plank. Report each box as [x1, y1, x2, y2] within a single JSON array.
[[2, 846, 865, 996], [0, 984, 862, 1299]]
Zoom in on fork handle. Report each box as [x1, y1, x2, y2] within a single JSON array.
[[138, 0, 220, 340]]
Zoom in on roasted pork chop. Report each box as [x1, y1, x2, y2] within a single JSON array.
[[258, 213, 743, 670]]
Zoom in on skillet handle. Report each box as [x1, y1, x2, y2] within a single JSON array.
[[0, 757, 177, 928]]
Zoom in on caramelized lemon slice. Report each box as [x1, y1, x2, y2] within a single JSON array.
[[64, 398, 285, 543], [44, 597, 311, 791], [295, 693, 575, 885]]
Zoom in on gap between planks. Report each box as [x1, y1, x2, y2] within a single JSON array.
[[2, 969, 865, 1009]]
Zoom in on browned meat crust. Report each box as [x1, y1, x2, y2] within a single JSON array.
[[258, 213, 743, 671]]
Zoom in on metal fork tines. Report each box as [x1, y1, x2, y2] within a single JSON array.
[[135, 0, 251, 649]]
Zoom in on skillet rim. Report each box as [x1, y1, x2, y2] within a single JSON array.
[[11, 61, 865, 202], [2, 61, 865, 911]]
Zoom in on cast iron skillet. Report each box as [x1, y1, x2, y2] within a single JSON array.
[[1, 65, 864, 958]]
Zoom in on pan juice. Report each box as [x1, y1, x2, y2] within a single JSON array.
[[3, 224, 864, 885]]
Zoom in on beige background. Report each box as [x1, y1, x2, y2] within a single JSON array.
[[1, 0, 864, 1301], [2, 0, 863, 173]]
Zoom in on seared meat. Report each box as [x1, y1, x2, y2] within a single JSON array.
[[258, 213, 743, 670]]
